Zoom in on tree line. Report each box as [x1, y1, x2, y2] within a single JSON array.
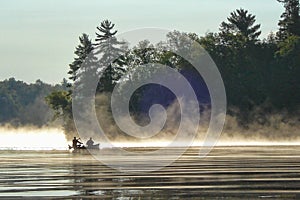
[[47, 0, 300, 134], [44, 0, 300, 132], [0, 78, 68, 126]]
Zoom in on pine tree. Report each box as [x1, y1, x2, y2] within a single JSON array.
[[220, 8, 261, 43], [95, 20, 126, 92], [277, 0, 300, 39], [68, 33, 94, 83]]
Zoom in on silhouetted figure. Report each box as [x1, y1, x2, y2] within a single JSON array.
[[86, 137, 94, 148], [72, 137, 82, 149]]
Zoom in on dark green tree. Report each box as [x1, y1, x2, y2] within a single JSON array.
[[277, 0, 300, 39], [95, 20, 126, 92], [68, 33, 94, 82], [275, 1, 300, 110], [216, 9, 268, 124], [45, 90, 75, 137], [46, 34, 93, 135], [274, 35, 300, 110], [220, 8, 261, 44]]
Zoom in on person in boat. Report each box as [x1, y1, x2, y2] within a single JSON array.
[[86, 137, 94, 148], [72, 137, 82, 149]]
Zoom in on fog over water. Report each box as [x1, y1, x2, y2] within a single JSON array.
[[0, 113, 299, 150], [0, 126, 67, 150], [0, 92, 299, 149]]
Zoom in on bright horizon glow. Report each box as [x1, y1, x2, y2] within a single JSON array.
[[0, 127, 299, 150], [0, 0, 284, 84], [0, 127, 68, 150]]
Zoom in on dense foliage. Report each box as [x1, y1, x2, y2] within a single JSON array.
[[0, 78, 67, 126], [49, 2, 299, 132], [3, 1, 300, 132]]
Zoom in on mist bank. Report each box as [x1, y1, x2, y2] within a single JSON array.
[[61, 93, 300, 145], [0, 84, 299, 146], [0, 125, 67, 149], [0, 106, 299, 149]]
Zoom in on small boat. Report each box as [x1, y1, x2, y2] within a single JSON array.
[[68, 144, 100, 153]]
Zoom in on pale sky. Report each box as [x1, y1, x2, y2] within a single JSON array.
[[0, 0, 284, 84]]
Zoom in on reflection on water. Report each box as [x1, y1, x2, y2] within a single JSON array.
[[1, 146, 300, 199]]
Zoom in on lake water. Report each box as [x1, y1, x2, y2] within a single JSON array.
[[1, 146, 300, 199]]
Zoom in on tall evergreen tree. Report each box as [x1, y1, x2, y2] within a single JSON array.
[[68, 33, 94, 83], [220, 8, 261, 44], [95, 20, 126, 92], [277, 0, 300, 39], [217, 9, 266, 122]]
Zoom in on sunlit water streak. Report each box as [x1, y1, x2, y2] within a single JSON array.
[[1, 146, 300, 199]]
